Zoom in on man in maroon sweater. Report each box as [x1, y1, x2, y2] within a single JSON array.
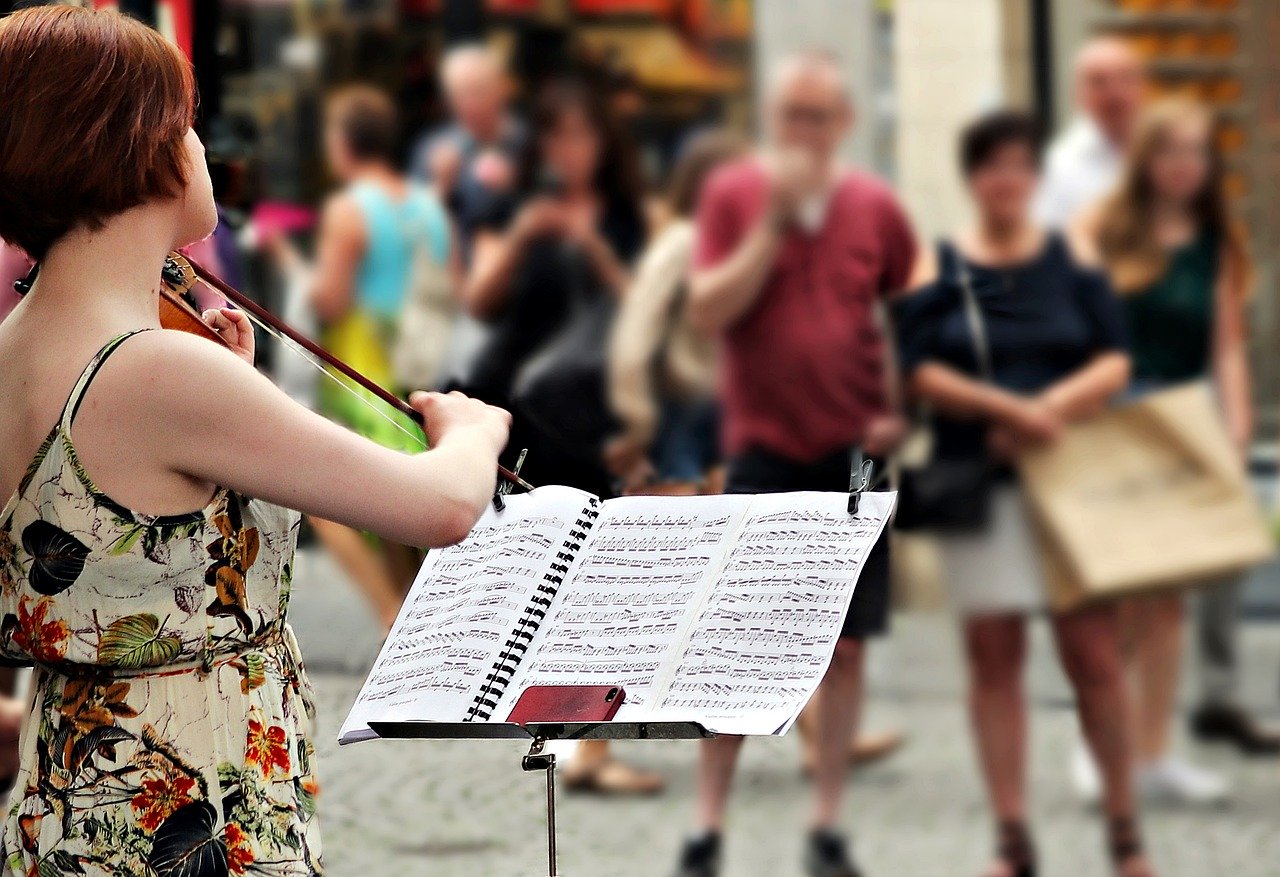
[[673, 51, 917, 877]]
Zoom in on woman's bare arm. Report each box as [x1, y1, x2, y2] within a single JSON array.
[[307, 195, 365, 324], [1040, 351, 1131, 422], [462, 229, 524, 319], [910, 362, 1041, 428], [462, 200, 564, 319], [1212, 248, 1253, 455], [86, 331, 510, 549]]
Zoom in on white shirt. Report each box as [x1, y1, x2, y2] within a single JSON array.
[[1034, 118, 1123, 229]]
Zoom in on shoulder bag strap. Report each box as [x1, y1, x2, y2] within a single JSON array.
[[948, 242, 994, 383]]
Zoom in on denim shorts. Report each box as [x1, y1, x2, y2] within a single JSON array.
[[725, 446, 892, 640], [651, 398, 720, 483]]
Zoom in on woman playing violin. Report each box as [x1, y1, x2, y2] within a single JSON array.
[[0, 7, 510, 874]]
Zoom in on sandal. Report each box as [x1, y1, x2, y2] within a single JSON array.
[[562, 756, 665, 796], [1108, 816, 1155, 877], [983, 821, 1036, 877]]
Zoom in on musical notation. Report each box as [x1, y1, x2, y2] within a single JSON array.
[[654, 491, 895, 735], [497, 494, 749, 713], [340, 488, 897, 742], [339, 486, 600, 742]]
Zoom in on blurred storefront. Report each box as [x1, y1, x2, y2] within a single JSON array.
[[133, 0, 756, 206]]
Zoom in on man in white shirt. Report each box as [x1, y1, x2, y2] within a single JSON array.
[[1034, 36, 1143, 229]]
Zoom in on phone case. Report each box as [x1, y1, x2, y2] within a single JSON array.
[[506, 684, 626, 726]]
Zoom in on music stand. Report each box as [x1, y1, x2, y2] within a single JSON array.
[[368, 718, 713, 877]]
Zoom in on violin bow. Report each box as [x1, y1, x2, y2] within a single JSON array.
[[180, 254, 535, 494]]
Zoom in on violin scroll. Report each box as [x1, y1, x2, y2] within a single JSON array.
[[159, 252, 227, 347]]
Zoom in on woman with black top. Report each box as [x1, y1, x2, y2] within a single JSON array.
[[458, 79, 661, 794], [893, 112, 1154, 877], [459, 80, 645, 495]]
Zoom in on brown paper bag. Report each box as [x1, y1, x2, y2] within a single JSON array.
[[1017, 383, 1274, 612]]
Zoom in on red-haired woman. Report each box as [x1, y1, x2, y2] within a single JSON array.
[[0, 7, 509, 874]]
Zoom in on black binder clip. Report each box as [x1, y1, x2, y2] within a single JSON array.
[[848, 451, 874, 516], [493, 448, 528, 512]]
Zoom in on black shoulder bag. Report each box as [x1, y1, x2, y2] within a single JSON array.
[[893, 243, 995, 532]]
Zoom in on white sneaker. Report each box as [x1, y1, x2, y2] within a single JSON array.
[[1071, 741, 1102, 804], [1137, 757, 1231, 806]]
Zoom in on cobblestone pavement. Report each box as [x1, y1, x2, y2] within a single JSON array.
[[292, 551, 1280, 877]]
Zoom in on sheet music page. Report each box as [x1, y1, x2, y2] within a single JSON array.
[[339, 486, 595, 743], [650, 491, 895, 735], [494, 494, 753, 719]]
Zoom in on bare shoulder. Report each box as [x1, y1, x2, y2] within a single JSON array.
[[894, 244, 939, 298], [320, 192, 366, 240], [87, 329, 269, 418], [1065, 203, 1105, 268]]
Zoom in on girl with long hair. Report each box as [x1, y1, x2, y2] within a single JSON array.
[[1079, 96, 1262, 803]]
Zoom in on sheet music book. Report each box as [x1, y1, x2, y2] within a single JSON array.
[[339, 486, 895, 742]]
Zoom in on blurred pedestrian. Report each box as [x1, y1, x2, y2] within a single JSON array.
[[604, 129, 744, 495], [461, 79, 661, 795], [412, 44, 526, 393], [674, 51, 915, 877], [1035, 36, 1145, 229], [1034, 32, 1218, 806], [269, 85, 453, 632], [893, 110, 1153, 877], [412, 43, 524, 261], [1079, 97, 1278, 784]]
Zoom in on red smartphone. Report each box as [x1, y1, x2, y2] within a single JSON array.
[[506, 684, 626, 726]]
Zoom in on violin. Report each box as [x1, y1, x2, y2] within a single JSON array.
[[157, 252, 533, 494]]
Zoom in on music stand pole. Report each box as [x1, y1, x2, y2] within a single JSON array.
[[522, 736, 558, 876]]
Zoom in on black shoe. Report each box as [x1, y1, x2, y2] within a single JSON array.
[[672, 832, 721, 877], [805, 829, 863, 877], [994, 821, 1037, 877], [1190, 703, 1280, 754]]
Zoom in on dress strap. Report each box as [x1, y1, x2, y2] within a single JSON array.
[[59, 330, 154, 430]]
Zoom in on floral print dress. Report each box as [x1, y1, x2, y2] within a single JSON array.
[[0, 332, 322, 876]]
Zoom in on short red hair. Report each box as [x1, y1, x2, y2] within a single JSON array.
[[0, 6, 195, 260]]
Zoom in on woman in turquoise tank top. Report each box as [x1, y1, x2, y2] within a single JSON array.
[[270, 85, 456, 632], [1086, 96, 1266, 808], [311, 87, 452, 452]]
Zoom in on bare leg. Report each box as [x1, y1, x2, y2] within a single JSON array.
[[1120, 593, 1184, 764], [1053, 604, 1156, 877], [696, 734, 747, 831], [381, 539, 423, 600], [563, 739, 665, 795], [809, 636, 865, 828], [964, 614, 1029, 827], [308, 517, 402, 632]]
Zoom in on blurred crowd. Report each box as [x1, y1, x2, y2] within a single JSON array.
[[3, 27, 1276, 877], [231, 34, 1279, 877]]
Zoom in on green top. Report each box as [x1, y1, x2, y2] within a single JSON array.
[[1123, 232, 1219, 383]]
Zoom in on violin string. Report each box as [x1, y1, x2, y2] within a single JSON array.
[[239, 309, 428, 452]]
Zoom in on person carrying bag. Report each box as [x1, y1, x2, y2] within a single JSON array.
[[893, 241, 994, 533]]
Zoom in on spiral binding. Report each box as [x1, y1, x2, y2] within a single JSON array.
[[465, 498, 601, 722]]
